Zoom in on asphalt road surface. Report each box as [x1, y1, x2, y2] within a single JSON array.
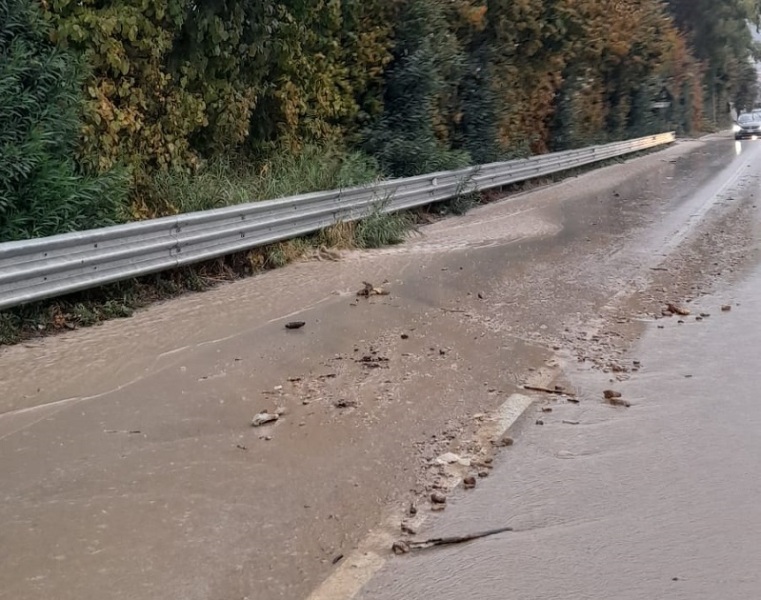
[[1, 134, 759, 600], [359, 229, 761, 600]]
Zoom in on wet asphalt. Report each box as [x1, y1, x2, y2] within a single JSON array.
[[358, 141, 761, 600], [2, 136, 760, 600], [358, 265, 761, 600]]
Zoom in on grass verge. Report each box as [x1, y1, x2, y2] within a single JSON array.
[[140, 146, 381, 216]]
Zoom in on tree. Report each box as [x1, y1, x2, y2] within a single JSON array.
[[363, 0, 471, 177], [0, 0, 125, 242], [667, 0, 757, 124]]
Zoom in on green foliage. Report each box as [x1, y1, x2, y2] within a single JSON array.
[[734, 60, 759, 112], [45, 0, 394, 216], [354, 204, 413, 248], [627, 81, 662, 138], [453, 2, 500, 164], [145, 146, 380, 215], [0, 0, 126, 242], [8, 0, 742, 242], [667, 0, 758, 124], [363, 0, 472, 177], [442, 191, 480, 216]]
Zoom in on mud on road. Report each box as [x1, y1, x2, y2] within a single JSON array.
[[357, 144, 761, 600], [1, 134, 758, 600]]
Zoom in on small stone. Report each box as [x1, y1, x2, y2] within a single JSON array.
[[409, 503, 418, 516], [608, 397, 631, 408], [436, 452, 462, 465], [251, 412, 279, 427], [667, 303, 690, 316], [401, 333, 409, 340], [542, 407, 553, 413], [536, 419, 545, 425], [478, 470, 489, 478], [721, 305, 732, 312], [334, 399, 358, 409], [401, 521, 418, 535], [431, 491, 447, 504], [603, 390, 622, 400], [496, 436, 514, 447], [463, 476, 477, 489], [285, 321, 306, 330], [392, 541, 411, 555]]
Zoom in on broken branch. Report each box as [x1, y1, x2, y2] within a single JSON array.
[[523, 385, 575, 397], [392, 526, 513, 554]]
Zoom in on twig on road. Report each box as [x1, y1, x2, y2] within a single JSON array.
[[523, 385, 575, 397], [392, 526, 513, 554]]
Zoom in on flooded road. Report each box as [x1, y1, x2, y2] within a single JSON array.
[[2, 135, 761, 600], [358, 264, 761, 599]]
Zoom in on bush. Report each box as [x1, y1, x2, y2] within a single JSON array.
[[0, 0, 126, 242], [354, 205, 413, 248], [363, 0, 472, 177], [143, 146, 381, 216]]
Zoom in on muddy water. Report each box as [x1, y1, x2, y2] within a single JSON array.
[[2, 137, 760, 600], [358, 259, 761, 599]]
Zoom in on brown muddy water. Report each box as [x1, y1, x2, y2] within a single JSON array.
[[2, 136, 760, 600], [358, 261, 761, 599]]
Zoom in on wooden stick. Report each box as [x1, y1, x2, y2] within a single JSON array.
[[522, 385, 574, 397], [394, 526, 513, 553]]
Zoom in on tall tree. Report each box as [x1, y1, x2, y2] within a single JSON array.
[[0, 0, 125, 241], [667, 0, 758, 122]]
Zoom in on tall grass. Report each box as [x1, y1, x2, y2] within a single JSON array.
[[0, 0, 127, 242], [146, 146, 382, 215], [354, 203, 414, 248]]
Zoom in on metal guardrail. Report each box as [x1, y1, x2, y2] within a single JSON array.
[[0, 132, 675, 310]]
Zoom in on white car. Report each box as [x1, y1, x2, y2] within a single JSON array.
[[735, 113, 761, 139]]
